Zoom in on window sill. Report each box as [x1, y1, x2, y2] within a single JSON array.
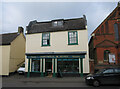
[[41, 45, 50, 47], [68, 43, 78, 45], [103, 60, 108, 61]]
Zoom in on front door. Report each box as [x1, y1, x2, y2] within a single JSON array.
[[45, 58, 52, 76]]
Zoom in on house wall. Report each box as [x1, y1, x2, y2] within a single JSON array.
[[0, 45, 10, 75], [26, 30, 88, 53], [9, 33, 25, 73], [96, 47, 118, 65], [89, 6, 120, 72], [26, 30, 89, 73]]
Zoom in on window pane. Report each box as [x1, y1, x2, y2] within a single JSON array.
[[31, 60, 40, 72], [53, 21, 57, 26], [43, 40, 47, 45], [58, 21, 63, 26], [103, 69, 114, 74], [114, 23, 119, 41], [115, 69, 120, 73]]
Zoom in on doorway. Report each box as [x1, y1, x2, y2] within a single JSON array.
[[45, 58, 52, 77]]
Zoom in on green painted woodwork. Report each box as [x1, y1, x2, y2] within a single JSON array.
[[68, 31, 78, 45], [42, 33, 50, 46], [27, 59, 30, 78], [27, 55, 85, 59], [80, 58, 83, 77]]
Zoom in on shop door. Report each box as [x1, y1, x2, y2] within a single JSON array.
[[45, 58, 52, 76]]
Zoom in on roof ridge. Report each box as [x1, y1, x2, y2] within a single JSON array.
[[36, 17, 83, 23]]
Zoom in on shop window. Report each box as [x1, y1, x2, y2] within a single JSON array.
[[104, 50, 110, 61], [57, 59, 79, 73], [114, 23, 119, 41], [42, 33, 50, 46], [68, 31, 78, 45], [31, 59, 40, 72]]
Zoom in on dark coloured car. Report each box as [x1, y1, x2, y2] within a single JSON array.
[[85, 68, 120, 87]]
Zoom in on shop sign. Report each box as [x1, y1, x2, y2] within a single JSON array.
[[27, 55, 85, 59]]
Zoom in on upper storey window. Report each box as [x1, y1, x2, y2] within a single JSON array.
[[52, 21, 63, 27], [101, 25, 104, 34], [105, 21, 109, 33], [114, 23, 119, 41], [42, 33, 50, 46], [68, 31, 78, 45]]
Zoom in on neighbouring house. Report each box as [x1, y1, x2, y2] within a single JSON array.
[[0, 27, 26, 76], [89, 3, 120, 73], [25, 15, 89, 77]]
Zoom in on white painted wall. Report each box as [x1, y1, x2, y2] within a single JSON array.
[[26, 30, 89, 73], [26, 30, 88, 53]]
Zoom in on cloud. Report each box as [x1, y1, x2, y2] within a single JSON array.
[[1, 2, 117, 40]]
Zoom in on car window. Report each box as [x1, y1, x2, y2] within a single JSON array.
[[103, 69, 114, 74], [21, 64, 25, 67], [96, 69, 105, 74], [115, 68, 120, 73]]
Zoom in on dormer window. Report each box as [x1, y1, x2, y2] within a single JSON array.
[[53, 21, 63, 27]]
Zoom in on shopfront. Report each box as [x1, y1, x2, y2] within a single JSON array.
[[26, 53, 86, 78]]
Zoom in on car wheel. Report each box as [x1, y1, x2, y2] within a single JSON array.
[[93, 80, 100, 87]]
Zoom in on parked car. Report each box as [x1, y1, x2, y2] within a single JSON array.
[[17, 63, 25, 74], [85, 68, 120, 87]]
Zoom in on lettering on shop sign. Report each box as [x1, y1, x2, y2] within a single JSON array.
[[27, 55, 85, 59]]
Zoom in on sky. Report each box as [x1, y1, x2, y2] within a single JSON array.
[[1, 2, 118, 40]]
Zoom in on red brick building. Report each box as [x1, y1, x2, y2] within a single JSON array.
[[89, 3, 120, 73]]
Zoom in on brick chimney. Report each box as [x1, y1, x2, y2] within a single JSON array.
[[18, 27, 24, 34]]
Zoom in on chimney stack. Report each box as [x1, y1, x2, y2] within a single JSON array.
[[18, 27, 24, 34], [117, 1, 120, 7]]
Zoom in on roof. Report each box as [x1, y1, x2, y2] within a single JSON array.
[[0, 32, 19, 45], [26, 16, 87, 34], [91, 5, 119, 35]]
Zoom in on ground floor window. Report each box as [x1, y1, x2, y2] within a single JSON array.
[[104, 50, 110, 61], [31, 59, 40, 72], [57, 59, 79, 73]]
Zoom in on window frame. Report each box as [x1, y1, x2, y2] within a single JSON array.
[[68, 31, 78, 45], [114, 23, 119, 41], [31, 59, 40, 72], [104, 50, 110, 61], [42, 33, 50, 46]]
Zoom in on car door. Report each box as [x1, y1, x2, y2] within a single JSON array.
[[114, 68, 120, 84], [100, 69, 115, 84]]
